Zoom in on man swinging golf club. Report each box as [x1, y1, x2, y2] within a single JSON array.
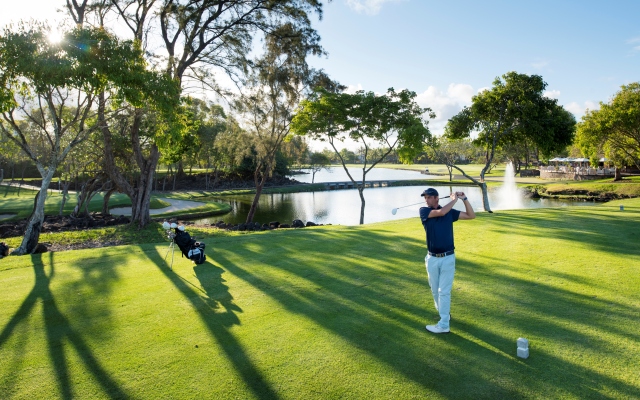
[[420, 187, 475, 333]]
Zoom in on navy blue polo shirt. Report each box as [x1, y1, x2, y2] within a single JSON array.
[[419, 206, 460, 253]]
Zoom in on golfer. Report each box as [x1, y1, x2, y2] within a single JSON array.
[[419, 188, 475, 333]]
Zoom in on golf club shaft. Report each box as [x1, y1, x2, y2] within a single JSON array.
[[397, 196, 448, 209]]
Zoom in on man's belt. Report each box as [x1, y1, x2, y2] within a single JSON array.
[[428, 250, 455, 258]]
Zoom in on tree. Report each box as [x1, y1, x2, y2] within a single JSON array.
[[236, 20, 324, 224], [0, 24, 173, 254], [63, 0, 328, 227], [425, 136, 475, 181], [446, 72, 575, 212], [292, 88, 433, 224], [306, 151, 330, 183], [576, 82, 640, 179]]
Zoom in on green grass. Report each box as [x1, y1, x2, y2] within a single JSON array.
[[539, 179, 640, 198], [0, 186, 168, 219], [358, 163, 509, 177], [1, 200, 639, 398]]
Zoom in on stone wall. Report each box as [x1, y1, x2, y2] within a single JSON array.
[[520, 169, 540, 177], [539, 171, 613, 180]]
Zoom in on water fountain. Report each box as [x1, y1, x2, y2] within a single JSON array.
[[494, 162, 524, 210]]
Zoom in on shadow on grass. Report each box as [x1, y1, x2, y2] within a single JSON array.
[[210, 228, 526, 397], [144, 251, 278, 400], [0, 253, 129, 399], [210, 225, 640, 398], [452, 255, 640, 398], [485, 208, 640, 257]]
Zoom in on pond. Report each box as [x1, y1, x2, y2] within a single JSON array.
[[194, 179, 596, 226]]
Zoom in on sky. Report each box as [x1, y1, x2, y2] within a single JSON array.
[[2, 0, 639, 148]]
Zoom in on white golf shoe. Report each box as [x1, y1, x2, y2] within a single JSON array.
[[426, 324, 450, 334]]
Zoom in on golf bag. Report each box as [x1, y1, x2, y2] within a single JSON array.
[[174, 229, 207, 264], [0, 242, 9, 258]]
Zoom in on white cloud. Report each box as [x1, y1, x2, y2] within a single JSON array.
[[531, 60, 549, 69], [345, 0, 405, 15], [544, 90, 561, 99], [344, 83, 364, 94], [627, 37, 640, 52], [415, 83, 474, 135], [565, 101, 599, 117]]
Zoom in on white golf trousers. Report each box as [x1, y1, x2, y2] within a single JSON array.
[[425, 253, 455, 329]]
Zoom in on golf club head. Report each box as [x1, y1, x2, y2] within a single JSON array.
[[391, 208, 398, 215]]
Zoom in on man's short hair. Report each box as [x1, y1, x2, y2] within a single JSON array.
[[420, 188, 439, 197]]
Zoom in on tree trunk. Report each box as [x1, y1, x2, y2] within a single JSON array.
[[102, 187, 116, 214], [312, 170, 316, 183], [130, 145, 159, 228], [99, 94, 158, 228], [448, 166, 453, 181], [246, 173, 266, 223], [614, 166, 621, 181], [12, 168, 56, 255], [449, 163, 493, 213], [58, 180, 72, 216], [479, 181, 492, 213], [172, 166, 177, 191], [358, 186, 366, 225]]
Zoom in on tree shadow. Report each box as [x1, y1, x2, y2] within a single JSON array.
[[210, 228, 495, 396], [0, 252, 129, 399], [209, 226, 640, 398], [484, 208, 640, 257], [145, 251, 278, 400]]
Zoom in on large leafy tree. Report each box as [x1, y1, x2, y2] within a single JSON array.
[[64, 0, 328, 227], [0, 24, 175, 254], [292, 88, 433, 224], [236, 21, 325, 223], [446, 72, 575, 212], [576, 82, 640, 177]]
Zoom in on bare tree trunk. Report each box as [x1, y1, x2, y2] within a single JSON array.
[[614, 166, 622, 181], [172, 165, 177, 191], [100, 95, 158, 228], [358, 186, 366, 225], [246, 172, 266, 223], [102, 187, 116, 214], [450, 163, 493, 213], [58, 179, 72, 216], [12, 168, 56, 255]]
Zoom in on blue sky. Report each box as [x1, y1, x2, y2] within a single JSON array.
[[2, 0, 639, 139], [309, 0, 640, 134]]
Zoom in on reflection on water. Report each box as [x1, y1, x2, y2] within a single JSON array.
[[195, 184, 596, 226]]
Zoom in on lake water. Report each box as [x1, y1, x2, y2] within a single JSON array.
[[194, 176, 596, 226]]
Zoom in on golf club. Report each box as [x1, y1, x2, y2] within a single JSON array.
[[391, 197, 448, 215]]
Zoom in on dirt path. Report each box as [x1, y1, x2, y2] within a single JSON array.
[[0, 214, 16, 221], [109, 198, 206, 216]]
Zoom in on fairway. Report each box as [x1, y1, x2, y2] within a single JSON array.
[[1, 201, 640, 399]]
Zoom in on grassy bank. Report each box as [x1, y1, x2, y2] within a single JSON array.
[[529, 176, 640, 200], [0, 186, 167, 218], [0, 186, 230, 222], [1, 199, 639, 398]]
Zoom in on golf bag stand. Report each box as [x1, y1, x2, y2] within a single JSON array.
[[164, 231, 177, 270]]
